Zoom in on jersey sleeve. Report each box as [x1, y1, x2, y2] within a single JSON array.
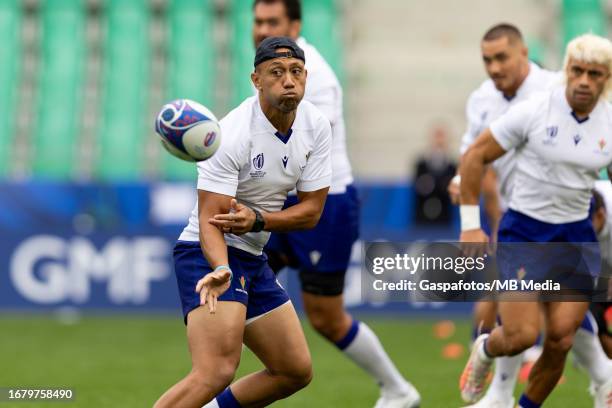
[[297, 117, 332, 192], [196, 122, 242, 197], [459, 91, 484, 154], [305, 82, 341, 126], [489, 98, 534, 151]]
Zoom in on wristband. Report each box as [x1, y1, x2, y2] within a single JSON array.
[[214, 265, 233, 281], [460, 205, 481, 231]]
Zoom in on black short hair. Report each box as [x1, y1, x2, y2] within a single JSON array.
[[253, 0, 302, 21], [482, 23, 523, 44]]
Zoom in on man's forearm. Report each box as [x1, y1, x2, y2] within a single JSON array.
[[199, 222, 229, 269], [459, 150, 486, 205], [482, 167, 502, 235], [262, 201, 324, 232]]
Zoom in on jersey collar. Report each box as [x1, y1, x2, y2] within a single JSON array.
[[557, 86, 602, 124], [254, 97, 295, 144]]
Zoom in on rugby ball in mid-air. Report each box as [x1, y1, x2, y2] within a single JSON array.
[[155, 99, 221, 162]]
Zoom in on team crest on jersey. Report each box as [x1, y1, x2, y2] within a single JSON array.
[[573, 134, 582, 146], [543, 126, 558, 145], [250, 153, 266, 178], [253, 153, 264, 169], [593, 137, 610, 156]]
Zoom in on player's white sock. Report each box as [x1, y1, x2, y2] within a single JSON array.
[[486, 353, 522, 399], [339, 321, 412, 396], [572, 314, 612, 387]]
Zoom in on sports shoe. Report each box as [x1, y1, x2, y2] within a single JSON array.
[[460, 334, 494, 403], [460, 392, 514, 408], [373, 383, 421, 408], [594, 378, 612, 408]]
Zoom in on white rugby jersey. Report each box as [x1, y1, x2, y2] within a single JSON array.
[[179, 96, 332, 255], [491, 85, 612, 224], [460, 63, 559, 202], [296, 37, 353, 193]]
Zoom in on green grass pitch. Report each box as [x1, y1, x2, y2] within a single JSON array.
[[0, 315, 593, 407]]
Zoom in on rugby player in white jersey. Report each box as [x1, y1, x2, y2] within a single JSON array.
[[154, 37, 332, 408], [458, 33, 612, 408], [251, 1, 420, 407], [454, 25, 612, 408], [453, 24, 558, 408], [587, 189, 612, 408], [591, 187, 612, 359]]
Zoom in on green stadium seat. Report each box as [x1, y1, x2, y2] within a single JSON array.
[[96, 0, 150, 180], [33, 0, 85, 178], [228, 0, 255, 107], [0, 0, 21, 177], [162, 0, 216, 180]]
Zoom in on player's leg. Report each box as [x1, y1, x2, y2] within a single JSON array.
[[484, 301, 540, 357], [301, 290, 419, 403], [469, 318, 523, 407], [591, 302, 612, 358], [460, 301, 540, 403], [572, 310, 612, 386], [518, 301, 588, 406], [154, 303, 246, 408], [221, 301, 312, 407], [602, 332, 612, 358], [472, 301, 497, 339], [301, 288, 352, 342], [297, 186, 419, 406], [576, 304, 612, 407], [203, 255, 310, 408]]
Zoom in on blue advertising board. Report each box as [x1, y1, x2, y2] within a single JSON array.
[[0, 181, 471, 316]]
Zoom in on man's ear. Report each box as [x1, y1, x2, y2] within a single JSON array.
[[251, 71, 262, 90], [289, 21, 301, 39]]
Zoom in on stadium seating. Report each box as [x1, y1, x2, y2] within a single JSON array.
[[301, 0, 343, 80], [561, 0, 606, 49], [96, 0, 150, 180], [162, 0, 216, 180], [33, 0, 85, 178], [228, 0, 255, 107], [0, 0, 21, 176]]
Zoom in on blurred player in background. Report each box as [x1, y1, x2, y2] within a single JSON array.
[[156, 37, 332, 408], [591, 189, 612, 359], [253, 1, 421, 407], [587, 188, 612, 408], [459, 33, 612, 408], [457, 24, 612, 408], [450, 23, 558, 408], [590, 188, 612, 358]]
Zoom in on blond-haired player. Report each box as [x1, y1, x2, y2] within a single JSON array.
[[459, 33, 612, 408]]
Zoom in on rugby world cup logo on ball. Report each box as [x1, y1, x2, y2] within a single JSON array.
[[155, 99, 221, 162]]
